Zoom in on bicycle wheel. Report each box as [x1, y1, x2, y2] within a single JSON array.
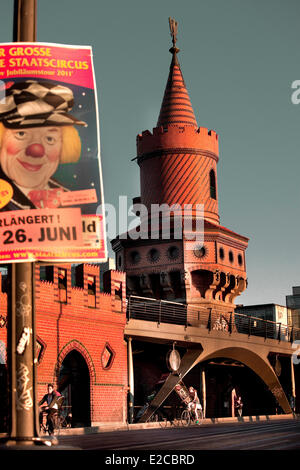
[[59, 414, 68, 429], [52, 414, 61, 436], [196, 409, 204, 425], [158, 416, 168, 428], [40, 413, 48, 435], [181, 409, 190, 427], [172, 408, 182, 426]]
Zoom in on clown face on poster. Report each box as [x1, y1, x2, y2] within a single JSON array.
[[0, 42, 107, 263]]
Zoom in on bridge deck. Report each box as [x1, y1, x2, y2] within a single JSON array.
[[126, 295, 300, 348], [126, 296, 298, 422]]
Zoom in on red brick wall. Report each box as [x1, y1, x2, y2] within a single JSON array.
[[1, 266, 128, 425]]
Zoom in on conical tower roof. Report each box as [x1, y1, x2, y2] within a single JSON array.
[[157, 36, 198, 128]]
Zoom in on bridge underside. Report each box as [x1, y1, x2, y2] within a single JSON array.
[[126, 319, 294, 422], [138, 346, 292, 422]]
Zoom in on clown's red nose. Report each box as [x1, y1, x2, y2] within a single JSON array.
[[25, 143, 45, 158]]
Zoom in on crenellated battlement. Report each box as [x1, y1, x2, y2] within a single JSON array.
[[40, 279, 54, 287], [137, 124, 219, 157], [137, 124, 219, 141], [34, 264, 126, 316]]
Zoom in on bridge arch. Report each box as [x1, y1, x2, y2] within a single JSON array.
[[195, 346, 291, 414], [139, 344, 292, 422]]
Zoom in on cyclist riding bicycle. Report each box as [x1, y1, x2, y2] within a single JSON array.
[[187, 386, 202, 423], [39, 383, 61, 435]]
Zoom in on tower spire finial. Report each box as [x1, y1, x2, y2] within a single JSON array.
[[157, 17, 197, 127], [168, 17, 180, 55]]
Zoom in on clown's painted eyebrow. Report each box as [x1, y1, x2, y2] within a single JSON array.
[[47, 128, 60, 133]]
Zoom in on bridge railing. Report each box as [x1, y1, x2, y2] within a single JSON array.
[[127, 295, 300, 343]]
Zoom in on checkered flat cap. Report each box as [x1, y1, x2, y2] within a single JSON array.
[[0, 80, 86, 128]]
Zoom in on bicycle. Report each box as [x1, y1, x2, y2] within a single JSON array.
[[40, 396, 69, 436], [40, 409, 70, 436], [181, 405, 204, 426]]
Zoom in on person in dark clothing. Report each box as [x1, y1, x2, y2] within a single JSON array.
[[232, 387, 243, 417], [39, 383, 61, 434]]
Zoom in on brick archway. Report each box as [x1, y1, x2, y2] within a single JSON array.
[[55, 339, 96, 385]]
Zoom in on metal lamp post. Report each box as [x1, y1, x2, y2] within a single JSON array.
[[2, 0, 46, 448]]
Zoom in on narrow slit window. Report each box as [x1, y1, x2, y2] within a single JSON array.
[[58, 268, 67, 303], [115, 286, 122, 301], [88, 275, 96, 307], [210, 169, 216, 199]]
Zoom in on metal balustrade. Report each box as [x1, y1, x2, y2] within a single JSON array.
[[127, 295, 300, 343]]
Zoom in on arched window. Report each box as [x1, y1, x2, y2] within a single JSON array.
[[210, 169, 216, 199]]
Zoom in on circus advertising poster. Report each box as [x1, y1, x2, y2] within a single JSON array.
[[0, 43, 107, 263]]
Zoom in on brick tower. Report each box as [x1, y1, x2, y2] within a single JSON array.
[[112, 24, 248, 316]]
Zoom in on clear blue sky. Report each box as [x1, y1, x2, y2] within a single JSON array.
[[1, 0, 300, 307]]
